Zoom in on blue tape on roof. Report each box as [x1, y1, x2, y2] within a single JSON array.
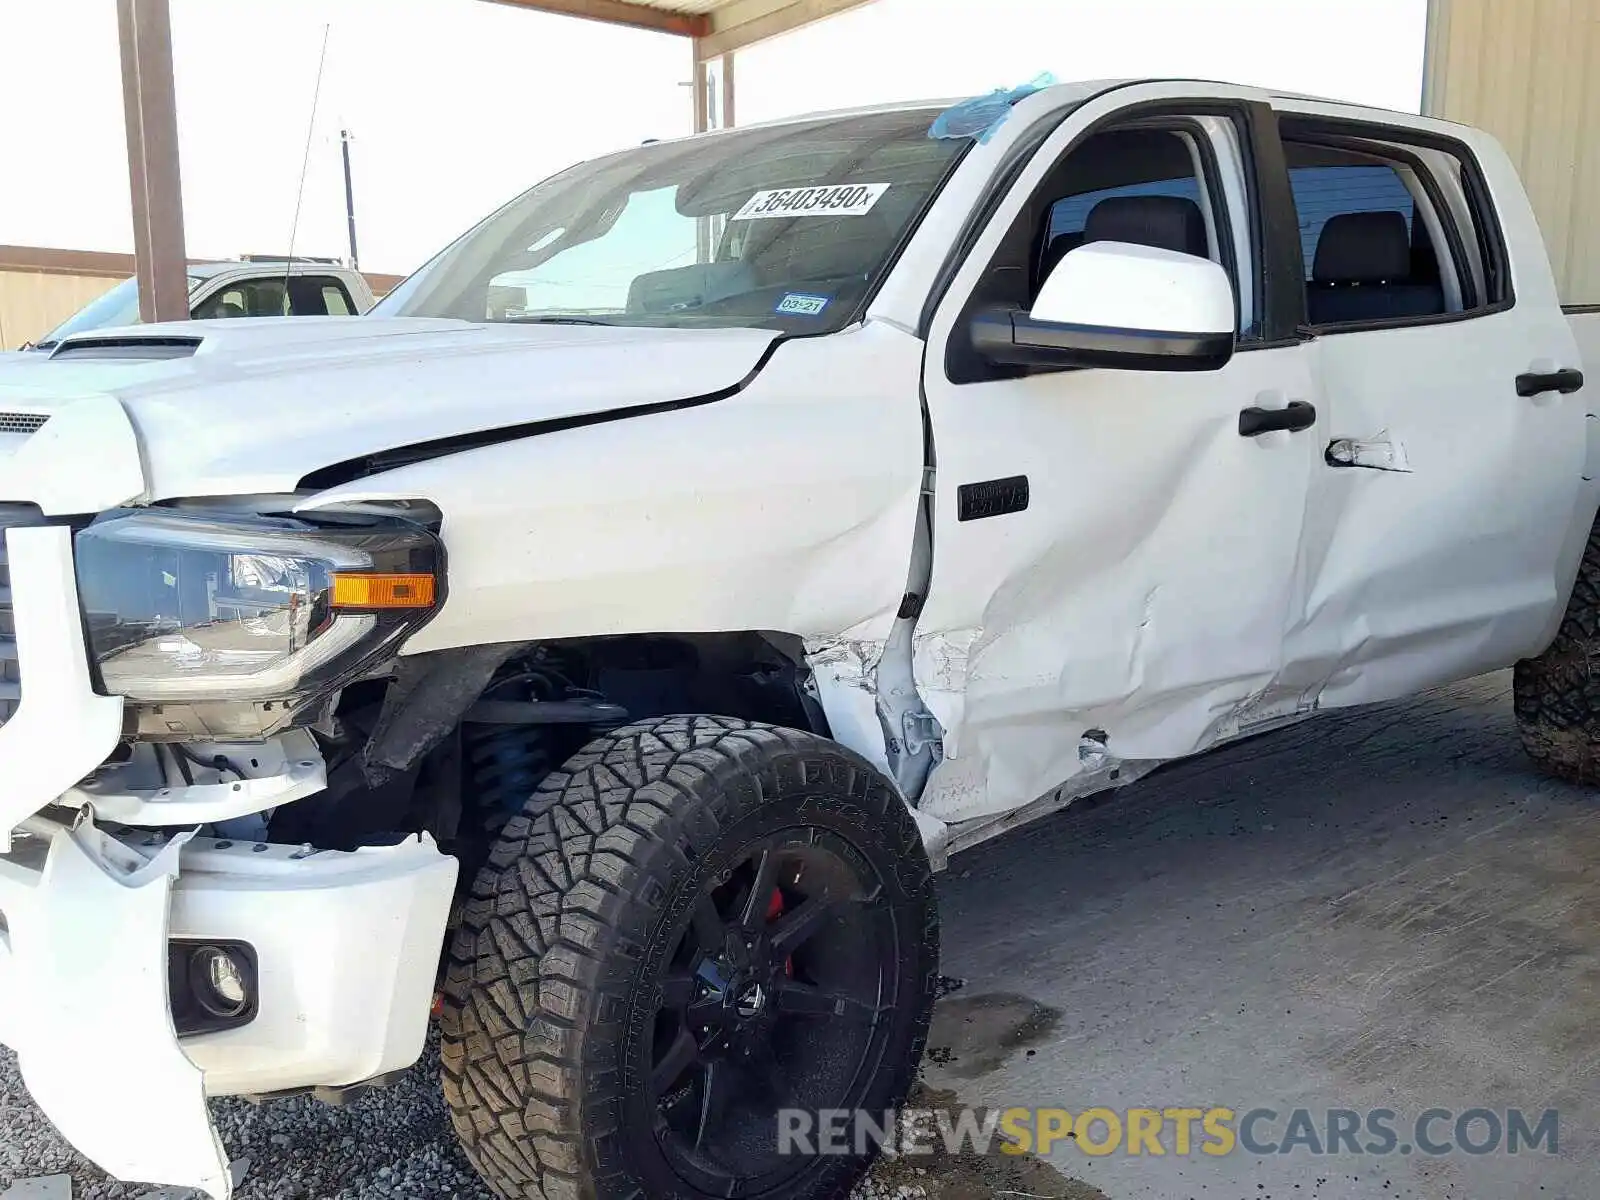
[[928, 73, 1057, 143]]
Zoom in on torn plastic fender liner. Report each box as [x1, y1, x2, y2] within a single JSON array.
[[0, 820, 233, 1199], [361, 644, 523, 784]]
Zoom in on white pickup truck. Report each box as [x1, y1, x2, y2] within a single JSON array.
[[18, 258, 375, 351], [0, 79, 1596, 1200]]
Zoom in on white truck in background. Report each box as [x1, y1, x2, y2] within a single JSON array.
[[0, 78, 1597, 1200], [18, 258, 375, 351]]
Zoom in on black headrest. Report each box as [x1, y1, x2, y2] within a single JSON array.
[[1039, 230, 1084, 281], [1312, 211, 1412, 284], [1083, 195, 1208, 257]]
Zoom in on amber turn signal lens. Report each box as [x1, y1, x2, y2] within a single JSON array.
[[331, 572, 436, 609]]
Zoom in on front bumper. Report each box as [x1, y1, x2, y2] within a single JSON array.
[[0, 816, 456, 1198], [0, 524, 126, 850], [0, 394, 460, 1196]]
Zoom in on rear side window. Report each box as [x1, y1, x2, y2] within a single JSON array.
[[193, 279, 288, 319], [1280, 123, 1507, 330], [1286, 164, 1415, 280], [285, 275, 357, 316]]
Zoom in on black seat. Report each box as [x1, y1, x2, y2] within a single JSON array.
[[1083, 194, 1209, 257], [1307, 210, 1445, 324]]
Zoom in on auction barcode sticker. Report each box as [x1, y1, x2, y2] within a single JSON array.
[[732, 183, 891, 221]]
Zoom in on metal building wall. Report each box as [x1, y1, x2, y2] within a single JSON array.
[[0, 271, 125, 350], [0, 247, 138, 351], [1423, 0, 1600, 305]]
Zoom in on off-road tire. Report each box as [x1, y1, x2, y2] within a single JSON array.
[[1515, 521, 1600, 782], [440, 715, 939, 1200]]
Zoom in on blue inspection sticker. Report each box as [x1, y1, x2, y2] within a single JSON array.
[[776, 293, 831, 317]]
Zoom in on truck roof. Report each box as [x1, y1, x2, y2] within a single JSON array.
[[186, 259, 355, 280], [716, 78, 1434, 138]]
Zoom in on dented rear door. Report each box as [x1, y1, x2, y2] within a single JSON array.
[[915, 84, 1318, 825], [1269, 100, 1592, 709]]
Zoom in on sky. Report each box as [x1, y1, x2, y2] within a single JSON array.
[[0, 0, 1428, 275]]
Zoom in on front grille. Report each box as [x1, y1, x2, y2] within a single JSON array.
[[0, 533, 16, 725], [0, 413, 48, 435]]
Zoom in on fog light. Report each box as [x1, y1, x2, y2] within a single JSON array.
[[169, 938, 258, 1035], [192, 945, 249, 1018]]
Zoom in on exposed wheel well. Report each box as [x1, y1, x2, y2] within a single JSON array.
[[267, 632, 831, 871]]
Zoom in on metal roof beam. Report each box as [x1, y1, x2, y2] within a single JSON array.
[[117, 0, 190, 323], [695, 0, 874, 59], [486, 0, 710, 38]]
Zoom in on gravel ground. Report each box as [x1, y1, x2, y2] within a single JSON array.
[[0, 1032, 937, 1200], [0, 1032, 494, 1200]]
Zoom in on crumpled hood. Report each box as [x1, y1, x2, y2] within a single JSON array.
[[0, 316, 778, 501]]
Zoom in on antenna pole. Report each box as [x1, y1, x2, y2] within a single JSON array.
[[340, 129, 359, 271], [285, 23, 331, 301]]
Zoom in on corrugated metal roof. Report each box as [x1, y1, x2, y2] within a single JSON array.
[[1424, 0, 1600, 305]]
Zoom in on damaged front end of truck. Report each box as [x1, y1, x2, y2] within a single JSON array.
[[0, 381, 939, 1198]]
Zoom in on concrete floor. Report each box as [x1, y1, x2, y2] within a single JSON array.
[[921, 671, 1598, 1200]]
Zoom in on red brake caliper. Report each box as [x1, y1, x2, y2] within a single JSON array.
[[766, 889, 794, 977]]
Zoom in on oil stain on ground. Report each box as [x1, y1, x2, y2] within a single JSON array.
[[925, 991, 1063, 1080], [854, 990, 1108, 1200], [861, 1084, 1108, 1200]]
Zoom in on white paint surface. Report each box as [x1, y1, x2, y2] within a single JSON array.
[[301, 322, 926, 656], [0, 319, 778, 501], [1032, 240, 1236, 333], [0, 394, 145, 515], [0, 821, 456, 1195], [914, 80, 1595, 824], [0, 824, 231, 1199], [0, 528, 124, 851], [166, 835, 457, 1095]]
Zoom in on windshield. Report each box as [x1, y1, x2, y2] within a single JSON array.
[[35, 274, 204, 348], [378, 108, 966, 334]]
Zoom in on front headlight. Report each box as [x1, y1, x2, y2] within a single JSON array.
[[74, 510, 440, 704]]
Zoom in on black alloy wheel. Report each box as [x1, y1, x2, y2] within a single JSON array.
[[442, 716, 939, 1200], [647, 832, 899, 1193]]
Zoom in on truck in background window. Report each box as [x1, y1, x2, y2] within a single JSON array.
[[17, 258, 378, 351]]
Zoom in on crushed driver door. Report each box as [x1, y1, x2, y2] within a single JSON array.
[[913, 83, 1318, 826]]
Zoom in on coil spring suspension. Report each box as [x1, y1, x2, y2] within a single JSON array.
[[465, 722, 556, 817], [463, 664, 626, 818]]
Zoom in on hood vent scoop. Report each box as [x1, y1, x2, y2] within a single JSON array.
[[0, 413, 49, 435], [50, 335, 202, 361]]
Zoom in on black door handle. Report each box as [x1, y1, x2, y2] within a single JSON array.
[[1516, 368, 1584, 397], [1239, 400, 1317, 437]]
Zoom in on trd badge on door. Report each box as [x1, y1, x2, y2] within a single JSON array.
[[958, 475, 1030, 521]]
